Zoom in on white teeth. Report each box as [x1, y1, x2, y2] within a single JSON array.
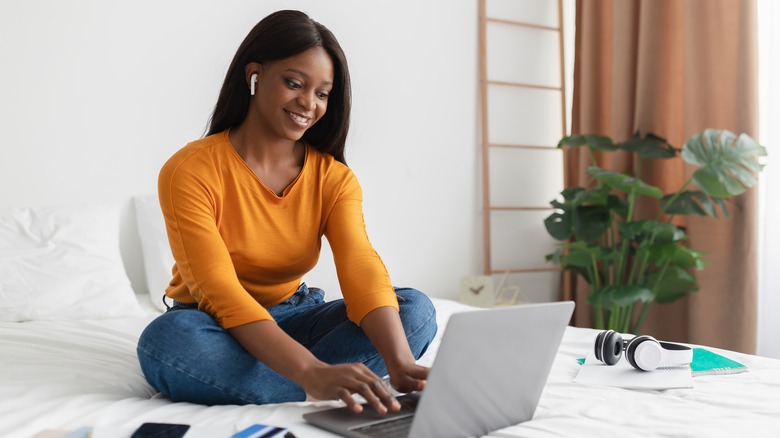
[[288, 111, 309, 124]]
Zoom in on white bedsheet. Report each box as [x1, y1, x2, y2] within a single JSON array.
[[2, 298, 780, 438]]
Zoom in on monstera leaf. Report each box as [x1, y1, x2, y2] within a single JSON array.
[[681, 129, 767, 198], [661, 190, 730, 218], [618, 132, 679, 159], [558, 134, 616, 151], [587, 167, 664, 198]]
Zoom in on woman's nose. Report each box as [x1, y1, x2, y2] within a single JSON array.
[[298, 93, 316, 111]]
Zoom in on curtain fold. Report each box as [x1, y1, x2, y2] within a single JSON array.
[[567, 0, 758, 353]]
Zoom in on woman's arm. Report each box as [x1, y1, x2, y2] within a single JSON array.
[[322, 168, 429, 393], [359, 306, 430, 393], [229, 320, 401, 414]]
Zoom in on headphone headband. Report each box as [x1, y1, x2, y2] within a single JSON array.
[[657, 341, 693, 367]]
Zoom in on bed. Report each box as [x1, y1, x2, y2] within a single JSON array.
[[2, 199, 780, 438]]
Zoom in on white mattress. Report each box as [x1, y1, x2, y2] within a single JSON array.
[[2, 297, 780, 438]]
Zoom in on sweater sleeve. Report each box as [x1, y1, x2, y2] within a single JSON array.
[[324, 171, 399, 325], [159, 154, 272, 328]]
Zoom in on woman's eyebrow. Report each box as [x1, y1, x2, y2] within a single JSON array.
[[285, 68, 333, 86]]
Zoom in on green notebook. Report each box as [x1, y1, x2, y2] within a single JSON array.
[[690, 348, 747, 376]]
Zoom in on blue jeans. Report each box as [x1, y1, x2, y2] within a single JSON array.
[[136, 285, 437, 405]]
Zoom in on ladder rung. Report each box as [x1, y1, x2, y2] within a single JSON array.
[[490, 206, 554, 211], [489, 143, 559, 150], [487, 80, 561, 91], [486, 17, 560, 32]]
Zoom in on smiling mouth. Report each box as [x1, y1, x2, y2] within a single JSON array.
[[285, 110, 311, 127]]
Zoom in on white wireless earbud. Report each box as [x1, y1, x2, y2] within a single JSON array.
[[250, 73, 258, 96]]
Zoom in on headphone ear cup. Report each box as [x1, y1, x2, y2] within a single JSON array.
[[626, 335, 659, 371], [594, 331, 606, 362], [594, 330, 623, 365]]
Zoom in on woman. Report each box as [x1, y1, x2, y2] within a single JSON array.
[[136, 10, 437, 415]]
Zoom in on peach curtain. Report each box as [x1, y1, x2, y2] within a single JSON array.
[[566, 0, 758, 353]]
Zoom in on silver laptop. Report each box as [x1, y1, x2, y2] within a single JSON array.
[[303, 301, 575, 438]]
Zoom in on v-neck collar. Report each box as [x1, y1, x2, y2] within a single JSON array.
[[224, 130, 309, 200]]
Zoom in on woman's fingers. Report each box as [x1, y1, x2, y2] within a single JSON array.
[[389, 363, 430, 393], [313, 363, 400, 414], [407, 364, 429, 380], [369, 378, 401, 412], [349, 369, 399, 414], [338, 388, 363, 414], [356, 380, 387, 414]]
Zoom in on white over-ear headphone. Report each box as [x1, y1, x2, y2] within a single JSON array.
[[594, 330, 692, 371], [250, 73, 258, 96]]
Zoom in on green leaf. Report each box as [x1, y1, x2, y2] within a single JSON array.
[[661, 191, 724, 218], [587, 167, 664, 198], [558, 135, 617, 151], [546, 187, 615, 242], [681, 129, 767, 198], [571, 186, 611, 206], [548, 248, 593, 285], [560, 247, 595, 269], [544, 211, 572, 241], [714, 198, 730, 219], [618, 132, 679, 159], [647, 267, 699, 304], [619, 220, 686, 243], [573, 205, 611, 242], [545, 194, 576, 241], [607, 195, 629, 218], [560, 242, 618, 264], [645, 243, 707, 270], [588, 285, 655, 308], [560, 187, 586, 202]]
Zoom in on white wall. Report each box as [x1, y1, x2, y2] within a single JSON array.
[[0, 0, 482, 302]]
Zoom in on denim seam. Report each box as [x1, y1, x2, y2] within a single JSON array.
[[404, 306, 437, 358], [137, 345, 268, 405], [359, 304, 437, 366]]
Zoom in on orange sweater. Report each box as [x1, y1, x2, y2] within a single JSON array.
[[159, 130, 398, 329]]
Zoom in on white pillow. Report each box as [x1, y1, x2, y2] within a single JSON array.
[[0, 203, 143, 321], [133, 196, 175, 311]]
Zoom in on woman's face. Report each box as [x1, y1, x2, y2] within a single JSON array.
[[251, 46, 334, 142]]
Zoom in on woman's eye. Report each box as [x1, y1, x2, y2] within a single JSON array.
[[286, 79, 301, 89], [317, 92, 329, 100]]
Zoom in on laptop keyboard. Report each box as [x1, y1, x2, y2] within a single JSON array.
[[350, 415, 413, 438]]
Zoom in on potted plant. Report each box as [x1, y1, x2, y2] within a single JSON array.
[[544, 129, 767, 333]]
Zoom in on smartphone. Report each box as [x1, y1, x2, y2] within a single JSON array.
[[130, 423, 190, 438]]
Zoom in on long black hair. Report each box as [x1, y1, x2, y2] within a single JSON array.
[[206, 10, 351, 164]]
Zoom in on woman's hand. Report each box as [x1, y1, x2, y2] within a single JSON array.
[[301, 362, 401, 414], [359, 306, 431, 394], [387, 361, 429, 394]]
